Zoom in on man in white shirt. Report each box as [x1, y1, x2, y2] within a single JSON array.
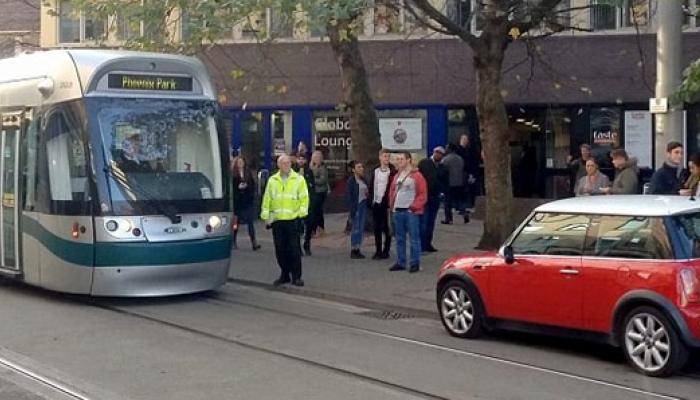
[[369, 149, 396, 260]]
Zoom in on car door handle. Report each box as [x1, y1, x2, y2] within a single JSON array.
[[559, 268, 580, 276]]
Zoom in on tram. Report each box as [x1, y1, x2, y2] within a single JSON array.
[[0, 50, 232, 296]]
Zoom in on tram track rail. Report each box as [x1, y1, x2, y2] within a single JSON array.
[[0, 353, 92, 400], [86, 290, 692, 400]]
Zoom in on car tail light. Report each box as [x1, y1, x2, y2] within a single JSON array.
[[679, 268, 700, 305]]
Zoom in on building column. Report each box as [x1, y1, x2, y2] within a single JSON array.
[[655, 0, 684, 167]]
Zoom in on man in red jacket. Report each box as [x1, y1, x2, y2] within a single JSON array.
[[389, 151, 428, 273]]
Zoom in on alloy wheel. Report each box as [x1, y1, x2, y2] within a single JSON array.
[[441, 286, 474, 335], [624, 313, 671, 373]]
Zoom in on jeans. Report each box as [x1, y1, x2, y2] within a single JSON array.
[[351, 200, 368, 249], [393, 210, 421, 268], [420, 196, 440, 250]]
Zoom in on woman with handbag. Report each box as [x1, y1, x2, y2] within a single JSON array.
[[232, 156, 261, 250]]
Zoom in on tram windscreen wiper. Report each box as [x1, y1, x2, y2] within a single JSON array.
[[105, 163, 181, 224]]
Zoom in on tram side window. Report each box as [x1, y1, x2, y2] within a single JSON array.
[[41, 111, 88, 203]]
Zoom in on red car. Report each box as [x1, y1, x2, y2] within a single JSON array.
[[437, 196, 700, 377]]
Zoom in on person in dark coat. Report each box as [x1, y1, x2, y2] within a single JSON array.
[[417, 146, 445, 252], [232, 156, 260, 250], [296, 153, 316, 255], [455, 134, 481, 217], [649, 141, 687, 195], [369, 149, 397, 260]]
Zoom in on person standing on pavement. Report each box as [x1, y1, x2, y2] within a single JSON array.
[[680, 153, 700, 196], [574, 158, 610, 197], [441, 144, 465, 224], [389, 152, 428, 273], [600, 149, 639, 195], [347, 161, 369, 259], [369, 149, 396, 260], [568, 143, 593, 192], [232, 156, 261, 251], [456, 134, 480, 221], [296, 154, 316, 256], [310, 150, 329, 236], [649, 141, 687, 195], [260, 154, 309, 287], [417, 146, 445, 252]]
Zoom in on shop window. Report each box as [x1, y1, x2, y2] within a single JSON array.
[[58, 1, 106, 43], [590, 107, 621, 159], [590, 0, 649, 31], [448, 108, 470, 146], [271, 111, 293, 156], [270, 8, 293, 38], [312, 111, 352, 198], [240, 113, 265, 172]]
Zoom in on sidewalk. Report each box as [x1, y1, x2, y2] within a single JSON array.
[[228, 211, 486, 317]]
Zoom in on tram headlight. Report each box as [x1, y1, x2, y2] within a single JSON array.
[[105, 220, 118, 232], [209, 215, 222, 229], [120, 219, 133, 233]]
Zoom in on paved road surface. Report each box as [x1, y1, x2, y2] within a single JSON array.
[[0, 279, 697, 400]]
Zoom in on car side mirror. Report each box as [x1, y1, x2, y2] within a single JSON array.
[[503, 245, 515, 265]]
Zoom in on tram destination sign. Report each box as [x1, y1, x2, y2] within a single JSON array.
[[108, 74, 193, 92]]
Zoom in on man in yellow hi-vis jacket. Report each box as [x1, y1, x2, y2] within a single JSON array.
[[260, 154, 309, 286]]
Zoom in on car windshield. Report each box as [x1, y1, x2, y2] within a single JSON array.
[[88, 98, 224, 215], [672, 212, 700, 258]]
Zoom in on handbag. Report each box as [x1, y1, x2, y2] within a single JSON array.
[[231, 215, 239, 232]]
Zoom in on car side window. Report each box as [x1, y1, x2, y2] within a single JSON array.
[[510, 213, 589, 256], [588, 215, 673, 259]]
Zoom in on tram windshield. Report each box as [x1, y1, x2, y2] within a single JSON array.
[[87, 98, 224, 215]]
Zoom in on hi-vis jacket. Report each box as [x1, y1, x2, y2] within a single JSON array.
[[260, 170, 309, 222]]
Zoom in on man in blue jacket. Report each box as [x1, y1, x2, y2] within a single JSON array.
[[649, 141, 686, 195]]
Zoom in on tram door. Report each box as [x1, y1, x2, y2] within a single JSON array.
[[0, 113, 22, 273]]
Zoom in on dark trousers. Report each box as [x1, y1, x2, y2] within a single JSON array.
[[304, 192, 326, 244], [372, 203, 391, 255], [421, 196, 440, 250], [272, 219, 302, 281], [444, 186, 465, 222]]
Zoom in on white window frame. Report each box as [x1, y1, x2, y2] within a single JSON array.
[[589, 0, 652, 32], [56, 0, 108, 45]]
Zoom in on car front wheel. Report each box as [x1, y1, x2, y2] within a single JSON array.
[[438, 280, 484, 339], [621, 306, 689, 377]]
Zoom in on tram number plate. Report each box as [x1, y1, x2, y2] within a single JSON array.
[[165, 227, 186, 234]]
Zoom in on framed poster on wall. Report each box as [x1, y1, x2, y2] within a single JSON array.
[[379, 118, 423, 150], [624, 111, 652, 169]]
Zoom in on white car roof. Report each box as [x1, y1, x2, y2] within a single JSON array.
[[534, 195, 700, 217]]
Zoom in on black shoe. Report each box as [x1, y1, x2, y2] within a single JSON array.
[[252, 244, 261, 251], [389, 263, 406, 271], [351, 250, 366, 259], [464, 214, 470, 224], [273, 278, 291, 286], [409, 265, 421, 273], [379, 252, 390, 259], [371, 252, 382, 260], [426, 246, 438, 253], [441, 220, 453, 225], [304, 246, 312, 256], [291, 279, 305, 287]]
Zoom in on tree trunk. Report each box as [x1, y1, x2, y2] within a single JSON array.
[[474, 34, 514, 250], [326, 20, 382, 168]]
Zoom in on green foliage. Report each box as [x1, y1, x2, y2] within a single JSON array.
[[63, 0, 373, 54], [674, 59, 700, 105]]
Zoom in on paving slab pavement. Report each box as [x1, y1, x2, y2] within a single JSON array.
[[228, 212, 487, 316]]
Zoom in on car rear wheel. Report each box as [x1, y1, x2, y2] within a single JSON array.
[[621, 306, 689, 377], [438, 280, 484, 339]]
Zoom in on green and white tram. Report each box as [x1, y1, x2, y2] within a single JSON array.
[[0, 50, 232, 296]]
